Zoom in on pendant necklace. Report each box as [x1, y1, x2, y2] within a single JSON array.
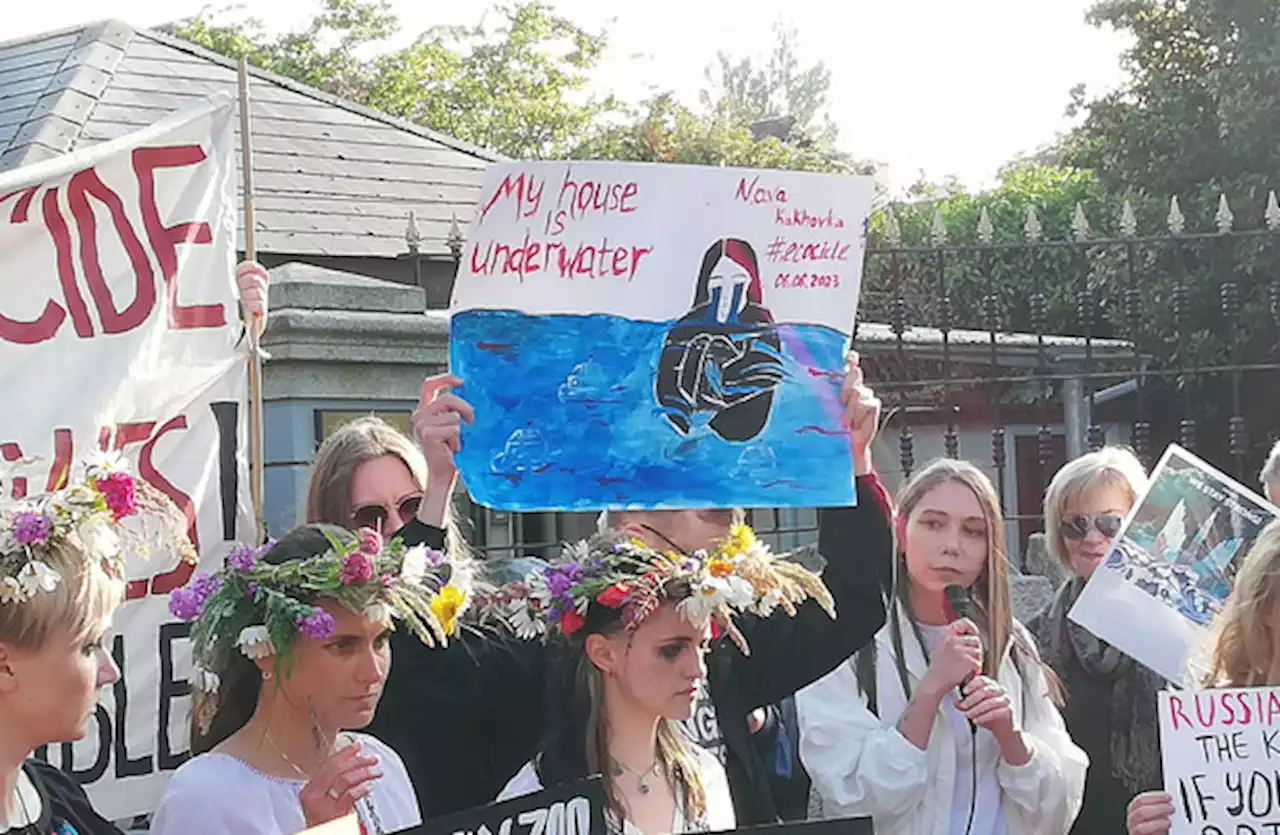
[[610, 758, 662, 795]]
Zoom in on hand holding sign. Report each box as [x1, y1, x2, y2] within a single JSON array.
[[839, 352, 881, 476], [1127, 791, 1174, 835]]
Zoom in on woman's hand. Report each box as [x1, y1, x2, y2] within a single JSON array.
[[839, 352, 881, 476], [235, 261, 268, 342], [411, 374, 474, 527], [919, 618, 983, 697], [1126, 791, 1174, 835], [957, 675, 1031, 765], [298, 741, 382, 828]]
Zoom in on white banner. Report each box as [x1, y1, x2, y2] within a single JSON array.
[[0, 95, 253, 819]]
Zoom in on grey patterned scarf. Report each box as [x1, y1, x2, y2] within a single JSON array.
[[1033, 577, 1165, 794]]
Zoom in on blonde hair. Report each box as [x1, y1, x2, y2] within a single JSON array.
[[0, 538, 124, 650], [1043, 447, 1147, 572], [1204, 521, 1280, 687], [305, 416, 471, 558]]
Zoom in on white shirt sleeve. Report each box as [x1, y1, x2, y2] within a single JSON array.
[[497, 762, 543, 802], [797, 657, 931, 820], [994, 629, 1089, 835], [353, 733, 423, 832]]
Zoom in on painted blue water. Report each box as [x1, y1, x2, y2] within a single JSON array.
[[450, 309, 857, 511]]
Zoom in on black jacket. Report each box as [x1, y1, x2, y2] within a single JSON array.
[[367, 474, 894, 825]]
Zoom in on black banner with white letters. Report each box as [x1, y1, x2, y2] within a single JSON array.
[[401, 777, 607, 835]]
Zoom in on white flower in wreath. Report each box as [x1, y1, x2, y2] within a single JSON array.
[[561, 540, 591, 564], [84, 449, 127, 480], [16, 560, 61, 599], [400, 544, 428, 586], [364, 601, 394, 624], [194, 667, 221, 694], [525, 571, 553, 610], [0, 576, 24, 604], [237, 625, 274, 660], [77, 518, 121, 561], [506, 600, 545, 641]]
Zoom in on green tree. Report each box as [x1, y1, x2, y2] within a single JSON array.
[[571, 93, 866, 173], [698, 22, 838, 143], [168, 0, 618, 158]]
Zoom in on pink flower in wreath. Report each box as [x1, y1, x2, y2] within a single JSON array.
[[339, 552, 374, 585], [357, 528, 383, 557], [95, 472, 136, 521]]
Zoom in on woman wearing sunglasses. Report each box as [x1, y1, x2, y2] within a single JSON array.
[[1028, 447, 1167, 835]]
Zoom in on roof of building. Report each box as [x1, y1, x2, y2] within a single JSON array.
[[0, 20, 500, 259]]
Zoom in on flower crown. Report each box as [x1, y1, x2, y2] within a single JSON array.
[[170, 527, 471, 713], [485, 524, 833, 655], [0, 452, 195, 604]]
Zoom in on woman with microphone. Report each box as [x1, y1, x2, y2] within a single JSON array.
[[797, 458, 1087, 835]]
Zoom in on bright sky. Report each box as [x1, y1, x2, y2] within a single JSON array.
[[9, 0, 1132, 191]]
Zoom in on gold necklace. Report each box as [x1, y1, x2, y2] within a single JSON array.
[[264, 729, 312, 778]]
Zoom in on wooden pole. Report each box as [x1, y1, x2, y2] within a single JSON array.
[[238, 57, 266, 543]]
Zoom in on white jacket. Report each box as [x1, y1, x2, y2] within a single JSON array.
[[797, 604, 1087, 835]]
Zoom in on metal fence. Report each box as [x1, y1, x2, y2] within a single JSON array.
[[417, 191, 1280, 564]]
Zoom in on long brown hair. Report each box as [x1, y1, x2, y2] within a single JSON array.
[[892, 458, 1059, 702], [1204, 520, 1280, 687], [305, 416, 472, 560]]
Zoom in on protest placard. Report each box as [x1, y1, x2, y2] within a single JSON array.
[[403, 777, 606, 835], [1158, 687, 1280, 834], [1070, 445, 1279, 684], [449, 161, 875, 511], [0, 95, 253, 818]]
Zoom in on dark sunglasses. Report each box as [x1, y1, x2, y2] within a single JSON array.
[[1061, 513, 1123, 541], [351, 493, 423, 532]]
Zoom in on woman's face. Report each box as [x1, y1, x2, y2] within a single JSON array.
[[589, 602, 709, 721], [902, 479, 990, 596], [0, 612, 118, 748], [275, 599, 391, 732], [348, 454, 423, 538], [1061, 479, 1132, 580], [707, 255, 750, 323]]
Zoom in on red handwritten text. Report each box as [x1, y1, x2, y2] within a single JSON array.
[[546, 169, 638, 234], [775, 272, 841, 290], [1166, 690, 1280, 731], [477, 171, 545, 225], [470, 232, 652, 281], [776, 207, 846, 230], [735, 175, 788, 205], [764, 236, 851, 263], [0, 145, 225, 346]]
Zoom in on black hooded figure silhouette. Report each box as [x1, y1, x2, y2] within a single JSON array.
[[655, 237, 785, 442]]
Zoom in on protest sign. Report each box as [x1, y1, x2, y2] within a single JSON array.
[[449, 161, 875, 511], [1158, 687, 1280, 834], [0, 96, 253, 818], [1070, 445, 1279, 684], [715, 817, 874, 835], [404, 777, 607, 835]]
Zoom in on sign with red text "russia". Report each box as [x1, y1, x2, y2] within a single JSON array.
[[0, 95, 253, 820], [1159, 688, 1280, 835]]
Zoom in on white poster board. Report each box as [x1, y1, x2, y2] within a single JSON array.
[[1071, 445, 1279, 684], [1158, 687, 1280, 834], [448, 161, 876, 511], [0, 96, 253, 818]]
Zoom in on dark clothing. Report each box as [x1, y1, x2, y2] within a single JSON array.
[[368, 474, 894, 825], [750, 699, 811, 822], [1057, 655, 1137, 835], [1029, 586, 1164, 835], [6, 760, 121, 835]]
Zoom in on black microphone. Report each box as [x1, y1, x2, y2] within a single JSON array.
[[944, 584, 980, 733]]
